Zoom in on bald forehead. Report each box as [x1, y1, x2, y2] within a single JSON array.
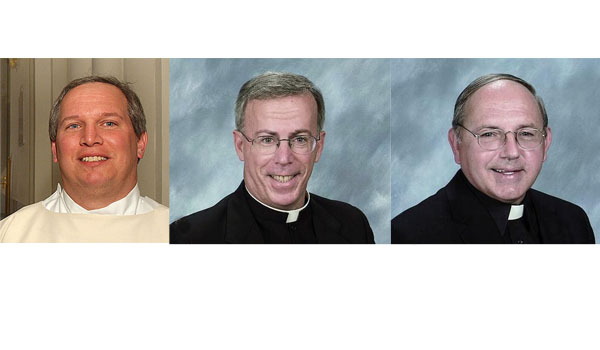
[[464, 80, 544, 126]]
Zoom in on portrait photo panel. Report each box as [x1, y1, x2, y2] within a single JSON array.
[[170, 58, 391, 243], [392, 58, 600, 240]]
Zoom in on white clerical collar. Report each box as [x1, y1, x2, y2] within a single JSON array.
[[245, 186, 310, 223], [508, 204, 524, 220], [43, 183, 145, 215]]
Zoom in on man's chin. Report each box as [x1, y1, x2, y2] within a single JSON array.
[[266, 192, 305, 210], [69, 175, 117, 192]]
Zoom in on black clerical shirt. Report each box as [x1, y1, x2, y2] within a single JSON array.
[[392, 170, 594, 244], [467, 179, 541, 244], [243, 187, 317, 244]]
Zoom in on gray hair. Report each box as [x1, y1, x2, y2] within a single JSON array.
[[49, 75, 147, 142], [234, 72, 325, 132], [452, 73, 548, 135]]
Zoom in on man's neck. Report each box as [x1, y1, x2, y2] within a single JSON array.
[[62, 182, 137, 210]]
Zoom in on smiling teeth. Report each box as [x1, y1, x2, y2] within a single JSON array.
[[273, 175, 293, 183], [494, 169, 515, 175], [81, 156, 107, 162]]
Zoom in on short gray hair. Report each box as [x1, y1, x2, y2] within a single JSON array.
[[452, 73, 548, 134], [49, 75, 147, 142], [234, 72, 325, 132]]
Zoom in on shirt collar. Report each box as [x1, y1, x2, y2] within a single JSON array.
[[47, 183, 142, 215], [244, 185, 310, 223], [508, 205, 524, 220]]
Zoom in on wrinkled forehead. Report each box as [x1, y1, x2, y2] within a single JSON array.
[[464, 80, 543, 127], [244, 93, 319, 133]]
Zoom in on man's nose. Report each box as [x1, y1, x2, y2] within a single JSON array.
[[273, 140, 294, 164], [80, 125, 103, 146], [500, 131, 520, 159]]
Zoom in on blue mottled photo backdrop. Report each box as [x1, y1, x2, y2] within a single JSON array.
[[392, 58, 600, 241], [170, 59, 391, 243]]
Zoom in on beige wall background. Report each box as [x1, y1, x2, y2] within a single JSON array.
[[8, 58, 169, 209]]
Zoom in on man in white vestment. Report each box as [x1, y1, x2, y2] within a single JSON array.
[[0, 76, 168, 242]]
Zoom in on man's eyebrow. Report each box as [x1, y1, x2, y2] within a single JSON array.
[[476, 123, 540, 130], [290, 129, 313, 136], [59, 116, 81, 125], [254, 129, 315, 137], [59, 113, 125, 124], [517, 123, 540, 129], [475, 124, 502, 130], [254, 129, 278, 136]]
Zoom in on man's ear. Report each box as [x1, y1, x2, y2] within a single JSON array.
[[51, 141, 59, 163], [314, 131, 326, 163], [233, 130, 245, 161], [542, 126, 552, 162], [137, 132, 148, 160], [448, 128, 461, 165]]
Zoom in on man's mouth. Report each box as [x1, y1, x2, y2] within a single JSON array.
[[492, 168, 522, 175], [81, 156, 108, 162], [271, 175, 296, 183]]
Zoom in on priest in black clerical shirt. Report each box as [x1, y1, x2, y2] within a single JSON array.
[[392, 74, 594, 244], [470, 176, 542, 244], [170, 72, 374, 244]]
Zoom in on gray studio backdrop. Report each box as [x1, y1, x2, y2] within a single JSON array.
[[170, 58, 391, 243], [391, 58, 600, 241]]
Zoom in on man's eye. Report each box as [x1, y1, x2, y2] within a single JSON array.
[[518, 130, 535, 138], [480, 130, 500, 138], [258, 136, 276, 145], [293, 136, 309, 145], [103, 121, 117, 127], [66, 124, 80, 130]]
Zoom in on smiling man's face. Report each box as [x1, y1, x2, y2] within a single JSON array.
[[234, 93, 325, 210], [51, 82, 147, 208], [448, 80, 552, 204]]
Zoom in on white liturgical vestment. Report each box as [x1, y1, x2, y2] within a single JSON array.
[[0, 184, 168, 243]]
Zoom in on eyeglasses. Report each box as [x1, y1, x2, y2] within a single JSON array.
[[238, 131, 320, 155], [457, 123, 546, 151]]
